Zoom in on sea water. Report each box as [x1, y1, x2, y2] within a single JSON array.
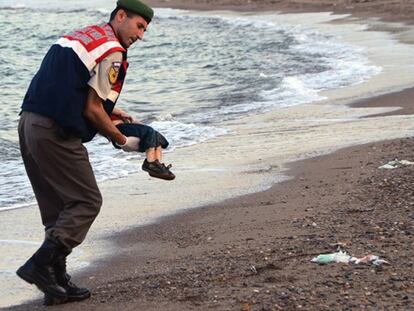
[[0, 1, 381, 211]]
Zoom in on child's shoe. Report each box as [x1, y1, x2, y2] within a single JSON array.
[[142, 159, 175, 180]]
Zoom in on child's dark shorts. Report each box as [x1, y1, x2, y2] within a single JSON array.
[[114, 123, 169, 153]]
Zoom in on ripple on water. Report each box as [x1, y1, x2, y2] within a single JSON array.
[[0, 6, 380, 210]]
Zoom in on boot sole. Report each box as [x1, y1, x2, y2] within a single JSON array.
[[142, 168, 175, 180], [16, 267, 68, 300], [44, 292, 90, 306], [44, 294, 68, 306], [148, 172, 175, 180]]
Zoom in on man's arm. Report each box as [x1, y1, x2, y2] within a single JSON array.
[[85, 52, 139, 151], [84, 87, 127, 145]]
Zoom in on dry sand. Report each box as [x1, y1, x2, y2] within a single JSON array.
[[5, 1, 414, 310]]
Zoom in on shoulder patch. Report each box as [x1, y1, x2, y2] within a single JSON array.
[[108, 62, 121, 84]]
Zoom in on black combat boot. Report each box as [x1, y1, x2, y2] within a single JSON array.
[[16, 239, 68, 303], [44, 250, 91, 306]]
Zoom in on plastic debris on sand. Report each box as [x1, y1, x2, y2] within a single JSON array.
[[311, 250, 351, 264], [350, 254, 389, 266], [311, 251, 389, 266], [379, 159, 414, 169]]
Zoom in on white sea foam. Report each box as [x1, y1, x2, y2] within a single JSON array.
[[2, 4, 27, 9], [261, 76, 326, 107], [289, 30, 382, 90], [158, 11, 381, 115], [220, 15, 382, 103]]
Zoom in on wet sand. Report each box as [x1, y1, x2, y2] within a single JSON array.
[[5, 1, 414, 310], [351, 87, 414, 117]]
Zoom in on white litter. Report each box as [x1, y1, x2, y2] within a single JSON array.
[[350, 254, 389, 266], [311, 250, 351, 264], [379, 159, 414, 169], [311, 251, 389, 266]]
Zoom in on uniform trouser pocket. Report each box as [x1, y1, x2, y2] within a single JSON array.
[[30, 113, 55, 129], [19, 111, 102, 250]]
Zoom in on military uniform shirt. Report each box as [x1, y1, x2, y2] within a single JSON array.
[[88, 51, 123, 100]]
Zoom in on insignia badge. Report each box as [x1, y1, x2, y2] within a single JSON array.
[[108, 62, 121, 84]]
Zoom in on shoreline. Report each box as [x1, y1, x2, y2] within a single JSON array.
[[9, 128, 414, 310], [146, 0, 414, 24], [4, 3, 414, 310], [350, 87, 414, 118]]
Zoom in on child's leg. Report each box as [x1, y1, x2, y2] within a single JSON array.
[[115, 123, 174, 180], [146, 147, 157, 162], [154, 146, 162, 162], [142, 131, 174, 181]]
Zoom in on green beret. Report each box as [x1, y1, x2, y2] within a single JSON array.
[[117, 0, 154, 23]]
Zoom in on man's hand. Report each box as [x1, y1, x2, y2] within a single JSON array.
[[117, 136, 140, 152]]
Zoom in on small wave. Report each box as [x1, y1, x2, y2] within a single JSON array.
[[140, 42, 174, 49], [260, 76, 325, 108], [0, 4, 27, 10], [55, 8, 89, 14], [0, 239, 38, 246], [280, 76, 320, 97], [90, 8, 111, 15], [155, 8, 190, 19]]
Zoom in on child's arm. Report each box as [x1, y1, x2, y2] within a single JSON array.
[[112, 107, 135, 123]]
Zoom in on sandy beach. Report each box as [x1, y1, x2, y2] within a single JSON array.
[[8, 102, 414, 311], [4, 1, 414, 310]]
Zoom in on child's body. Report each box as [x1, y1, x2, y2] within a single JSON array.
[[111, 115, 175, 180]]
